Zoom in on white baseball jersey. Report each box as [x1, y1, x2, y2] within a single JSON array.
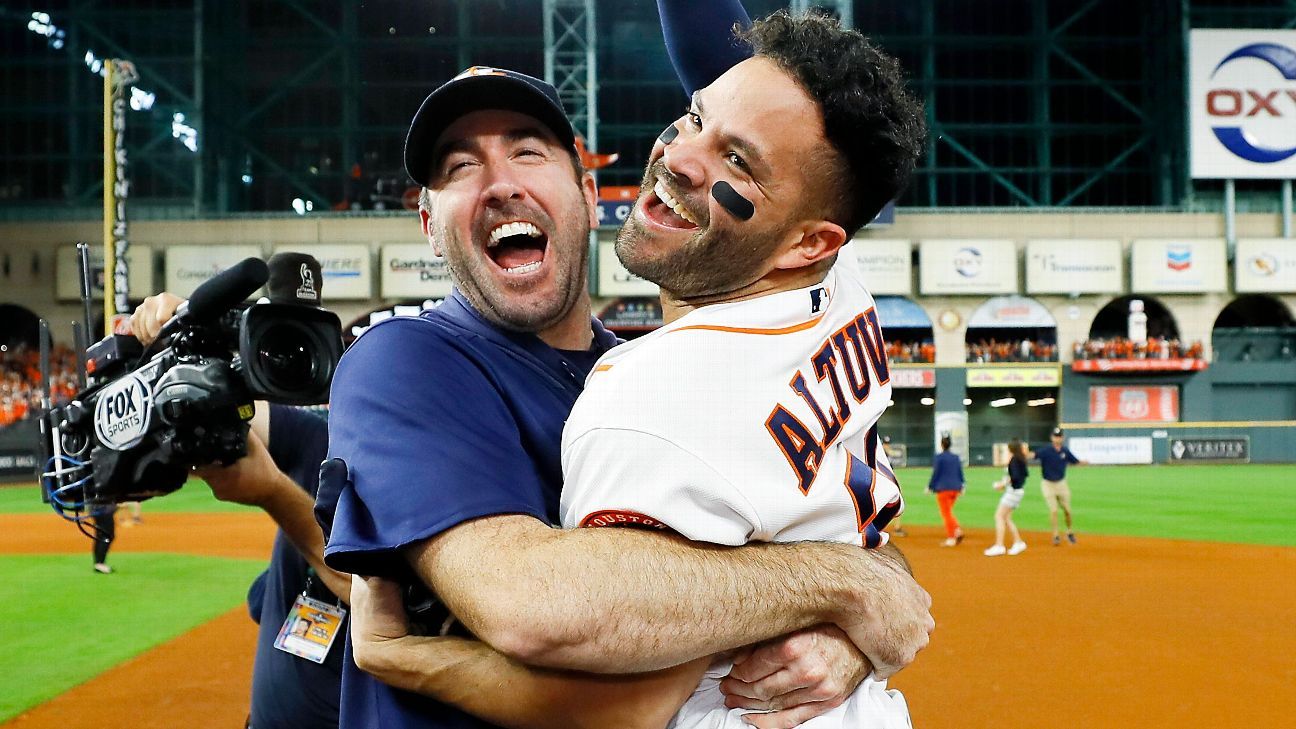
[[560, 259, 910, 728]]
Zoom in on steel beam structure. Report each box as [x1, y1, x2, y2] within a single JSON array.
[[544, 0, 598, 149]]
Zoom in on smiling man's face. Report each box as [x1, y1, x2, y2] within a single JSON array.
[[421, 109, 597, 333], [615, 57, 835, 300]]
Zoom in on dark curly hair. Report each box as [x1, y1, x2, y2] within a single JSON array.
[[737, 11, 926, 235]]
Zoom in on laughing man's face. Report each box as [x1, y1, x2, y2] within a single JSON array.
[[421, 109, 597, 332], [616, 57, 835, 299]]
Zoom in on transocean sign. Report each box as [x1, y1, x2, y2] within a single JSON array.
[[1190, 29, 1296, 179]]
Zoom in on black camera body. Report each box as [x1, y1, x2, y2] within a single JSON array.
[[42, 257, 342, 508]]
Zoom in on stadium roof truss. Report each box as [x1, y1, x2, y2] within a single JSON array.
[[4, 0, 1296, 219]]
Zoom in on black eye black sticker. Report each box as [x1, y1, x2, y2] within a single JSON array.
[[711, 181, 754, 221]]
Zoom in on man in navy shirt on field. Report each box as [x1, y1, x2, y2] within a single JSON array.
[[1034, 427, 1086, 545], [130, 278, 349, 729], [321, 2, 932, 728]]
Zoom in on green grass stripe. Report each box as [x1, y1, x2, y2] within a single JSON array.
[[7, 465, 1295, 544], [0, 553, 265, 722], [0, 479, 257, 515], [894, 463, 1296, 547]]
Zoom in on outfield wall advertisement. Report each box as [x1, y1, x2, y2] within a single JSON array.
[[381, 243, 452, 298], [56, 244, 155, 301], [1130, 239, 1228, 293], [272, 244, 372, 300], [966, 366, 1060, 388], [890, 368, 935, 389], [1089, 385, 1180, 423], [165, 244, 265, 298], [919, 240, 1018, 295], [1025, 240, 1123, 294], [0, 449, 37, 479], [851, 239, 912, 296], [1068, 436, 1154, 465], [1189, 30, 1296, 180], [1169, 436, 1250, 463], [1235, 239, 1296, 293], [598, 240, 658, 296]]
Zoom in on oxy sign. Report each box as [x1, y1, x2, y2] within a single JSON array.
[[1190, 30, 1296, 179]]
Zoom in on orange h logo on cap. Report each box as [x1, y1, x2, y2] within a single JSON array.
[[456, 66, 508, 80]]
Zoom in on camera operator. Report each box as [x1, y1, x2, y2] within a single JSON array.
[[129, 255, 348, 729]]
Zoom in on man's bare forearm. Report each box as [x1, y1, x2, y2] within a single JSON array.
[[354, 634, 706, 729], [258, 474, 351, 602], [877, 542, 912, 575], [409, 515, 911, 673]]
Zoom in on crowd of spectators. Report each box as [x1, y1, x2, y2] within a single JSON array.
[[1073, 337, 1204, 361], [965, 339, 1058, 363], [887, 340, 936, 364], [1, 342, 79, 428]]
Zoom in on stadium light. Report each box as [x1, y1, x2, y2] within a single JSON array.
[[130, 87, 156, 112], [171, 113, 198, 152], [963, 398, 972, 406], [29, 11, 194, 150], [1027, 397, 1056, 407], [920, 396, 935, 406], [990, 397, 1016, 408]]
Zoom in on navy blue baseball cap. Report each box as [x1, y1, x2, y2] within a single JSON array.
[[404, 66, 577, 187]]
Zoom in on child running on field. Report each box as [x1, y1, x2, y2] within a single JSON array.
[[985, 438, 1029, 556]]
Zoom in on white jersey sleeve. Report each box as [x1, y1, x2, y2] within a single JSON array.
[[560, 427, 760, 545]]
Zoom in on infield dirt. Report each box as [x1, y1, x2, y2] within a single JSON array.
[[3, 515, 1293, 729]]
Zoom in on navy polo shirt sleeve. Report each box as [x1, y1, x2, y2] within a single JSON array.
[[658, 0, 752, 96], [322, 319, 549, 576], [1065, 447, 1080, 464]]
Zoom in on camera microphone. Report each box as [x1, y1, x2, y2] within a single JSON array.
[[179, 257, 270, 323]]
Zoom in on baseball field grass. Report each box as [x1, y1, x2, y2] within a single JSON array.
[[894, 463, 1296, 547], [0, 553, 265, 721], [0, 481, 269, 722], [1, 463, 1293, 724], [0, 482, 256, 514]]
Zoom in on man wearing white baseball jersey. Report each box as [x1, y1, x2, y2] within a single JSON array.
[[558, 9, 926, 729]]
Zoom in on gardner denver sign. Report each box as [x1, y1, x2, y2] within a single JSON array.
[[1190, 30, 1296, 179]]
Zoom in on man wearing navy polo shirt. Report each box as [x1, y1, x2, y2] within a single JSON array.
[[1034, 427, 1086, 545]]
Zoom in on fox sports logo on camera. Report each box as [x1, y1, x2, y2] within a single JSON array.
[[93, 372, 155, 450]]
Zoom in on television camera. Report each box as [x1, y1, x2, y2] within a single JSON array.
[[38, 256, 343, 523]]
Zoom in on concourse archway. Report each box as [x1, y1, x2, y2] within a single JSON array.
[[965, 295, 1058, 362], [1212, 295, 1296, 362], [876, 296, 935, 363], [1088, 295, 1179, 341]]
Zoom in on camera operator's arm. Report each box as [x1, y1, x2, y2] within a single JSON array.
[[194, 433, 350, 603], [129, 292, 185, 346], [131, 292, 350, 602]]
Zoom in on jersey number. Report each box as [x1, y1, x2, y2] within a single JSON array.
[[843, 426, 902, 548]]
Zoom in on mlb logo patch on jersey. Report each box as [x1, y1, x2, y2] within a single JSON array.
[[809, 286, 831, 314]]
